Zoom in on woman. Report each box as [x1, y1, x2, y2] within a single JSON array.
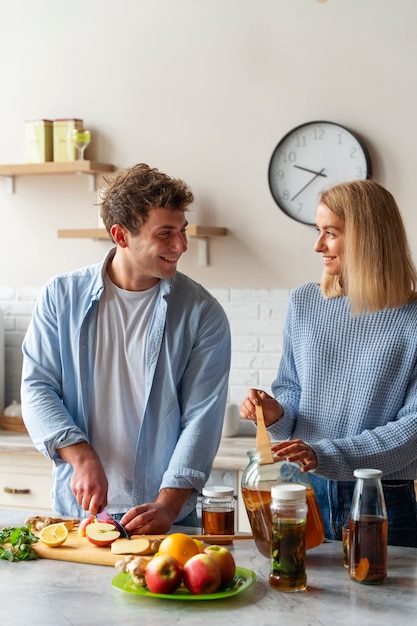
[[240, 179, 417, 547]]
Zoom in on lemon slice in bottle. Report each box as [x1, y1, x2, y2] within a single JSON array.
[[39, 523, 69, 548]]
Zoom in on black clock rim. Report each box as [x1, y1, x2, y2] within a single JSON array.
[[268, 120, 373, 226]]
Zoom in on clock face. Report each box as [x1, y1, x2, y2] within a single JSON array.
[[268, 121, 372, 225]]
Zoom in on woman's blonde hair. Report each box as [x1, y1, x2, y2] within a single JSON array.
[[319, 179, 417, 314]]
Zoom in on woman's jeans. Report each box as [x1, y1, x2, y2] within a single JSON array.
[[310, 474, 417, 547]]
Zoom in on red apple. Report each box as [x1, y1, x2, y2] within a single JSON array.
[[144, 554, 183, 594], [78, 515, 96, 537], [203, 545, 236, 586], [183, 553, 221, 595], [86, 521, 120, 547]]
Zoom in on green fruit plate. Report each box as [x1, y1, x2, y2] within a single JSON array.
[[112, 566, 256, 600]]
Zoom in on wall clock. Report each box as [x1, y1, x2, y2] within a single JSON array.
[[268, 121, 372, 225]]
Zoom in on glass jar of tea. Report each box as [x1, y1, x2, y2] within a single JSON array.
[[348, 468, 388, 584], [240, 448, 325, 558], [270, 484, 307, 592], [202, 486, 235, 544]]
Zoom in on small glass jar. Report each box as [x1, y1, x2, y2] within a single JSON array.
[[348, 468, 388, 584], [202, 486, 235, 545], [270, 484, 308, 592]]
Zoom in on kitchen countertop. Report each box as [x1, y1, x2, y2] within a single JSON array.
[[0, 429, 255, 470], [1, 509, 417, 626], [0, 429, 44, 455]]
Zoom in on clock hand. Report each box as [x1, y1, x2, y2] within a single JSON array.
[[294, 165, 328, 177], [291, 168, 326, 202]]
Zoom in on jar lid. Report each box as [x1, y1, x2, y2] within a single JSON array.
[[271, 484, 306, 501], [354, 468, 383, 479], [202, 486, 234, 497]]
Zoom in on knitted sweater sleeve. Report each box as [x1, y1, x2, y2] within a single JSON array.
[[268, 283, 417, 481]]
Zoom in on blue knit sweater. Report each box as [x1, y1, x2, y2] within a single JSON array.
[[269, 282, 417, 481]]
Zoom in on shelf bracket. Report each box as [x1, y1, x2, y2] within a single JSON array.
[[87, 173, 96, 192], [76, 172, 96, 191], [195, 237, 209, 266], [0, 175, 15, 194]]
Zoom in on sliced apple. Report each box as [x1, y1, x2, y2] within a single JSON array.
[[78, 515, 96, 537], [86, 521, 120, 547], [111, 537, 152, 555]]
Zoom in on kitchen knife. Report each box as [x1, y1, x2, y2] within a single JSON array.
[[96, 508, 129, 538]]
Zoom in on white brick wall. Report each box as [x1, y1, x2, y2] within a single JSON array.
[[0, 286, 40, 408], [211, 288, 289, 404], [0, 286, 290, 409]]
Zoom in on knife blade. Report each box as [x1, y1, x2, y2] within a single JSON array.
[[96, 508, 129, 538]]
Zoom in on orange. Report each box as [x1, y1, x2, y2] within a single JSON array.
[[39, 523, 69, 548], [354, 557, 370, 582], [157, 533, 199, 567], [193, 539, 205, 553]]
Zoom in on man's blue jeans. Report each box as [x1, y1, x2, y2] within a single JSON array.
[[310, 474, 417, 547]]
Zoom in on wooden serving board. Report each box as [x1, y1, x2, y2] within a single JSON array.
[[32, 531, 123, 566], [32, 531, 253, 567]]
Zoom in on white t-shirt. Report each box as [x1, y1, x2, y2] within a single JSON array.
[[89, 273, 159, 513]]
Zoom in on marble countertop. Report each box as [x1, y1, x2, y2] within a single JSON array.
[[0, 429, 42, 455], [0, 429, 255, 470], [1, 509, 417, 626]]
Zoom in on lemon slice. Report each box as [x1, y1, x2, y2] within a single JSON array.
[[39, 523, 69, 548]]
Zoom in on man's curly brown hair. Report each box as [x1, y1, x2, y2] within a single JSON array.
[[99, 163, 194, 235]]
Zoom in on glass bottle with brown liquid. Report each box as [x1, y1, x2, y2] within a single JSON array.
[[348, 468, 388, 585], [241, 448, 325, 558]]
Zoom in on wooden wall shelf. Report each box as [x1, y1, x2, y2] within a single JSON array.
[[57, 225, 227, 240], [0, 161, 116, 192], [57, 225, 228, 266]]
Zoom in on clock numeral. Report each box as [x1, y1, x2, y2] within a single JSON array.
[[356, 166, 365, 177], [281, 151, 297, 164], [296, 136, 306, 148], [276, 169, 284, 181], [350, 147, 358, 158], [313, 128, 325, 141]]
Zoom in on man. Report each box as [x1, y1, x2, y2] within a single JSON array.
[[21, 163, 231, 535]]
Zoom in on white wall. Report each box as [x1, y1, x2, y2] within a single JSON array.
[[1, 0, 416, 290], [1, 0, 417, 407]]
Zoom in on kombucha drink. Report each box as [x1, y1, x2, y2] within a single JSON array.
[[202, 509, 234, 544], [349, 515, 387, 584], [241, 486, 324, 557], [270, 519, 307, 591]]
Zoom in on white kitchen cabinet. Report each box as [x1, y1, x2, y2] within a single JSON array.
[[0, 451, 54, 513]]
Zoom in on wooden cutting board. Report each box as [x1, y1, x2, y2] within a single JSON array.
[[33, 531, 127, 567], [32, 531, 252, 566]]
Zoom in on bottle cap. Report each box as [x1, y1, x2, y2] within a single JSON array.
[[202, 486, 234, 497], [354, 468, 383, 479], [271, 484, 306, 501]]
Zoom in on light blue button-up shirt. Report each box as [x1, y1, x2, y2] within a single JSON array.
[[21, 249, 231, 519]]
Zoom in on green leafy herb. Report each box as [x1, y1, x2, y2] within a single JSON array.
[[0, 526, 39, 561]]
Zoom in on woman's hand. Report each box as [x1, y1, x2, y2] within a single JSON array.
[[271, 439, 317, 472], [240, 388, 283, 427]]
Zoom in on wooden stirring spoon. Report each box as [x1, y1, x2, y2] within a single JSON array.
[[255, 392, 274, 465]]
